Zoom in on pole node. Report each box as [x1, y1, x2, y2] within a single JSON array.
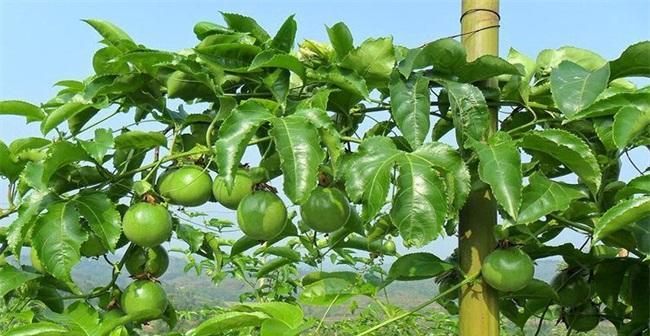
[[460, 8, 501, 22]]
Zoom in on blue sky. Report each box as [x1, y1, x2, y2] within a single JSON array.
[[1, 0, 649, 257]]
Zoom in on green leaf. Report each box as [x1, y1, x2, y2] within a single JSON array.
[[221, 12, 270, 43], [594, 196, 650, 241], [413, 38, 466, 75], [411, 142, 470, 211], [5, 322, 69, 336], [7, 192, 54, 259], [8, 137, 50, 160], [391, 153, 448, 247], [520, 129, 601, 195], [506, 279, 559, 301], [0, 141, 23, 181], [114, 130, 167, 150], [567, 91, 650, 121], [609, 41, 650, 80], [0, 100, 45, 123], [613, 106, 650, 149], [176, 223, 204, 252], [443, 81, 490, 147], [64, 301, 101, 335], [457, 55, 523, 83], [536, 46, 607, 75], [32, 201, 87, 292], [387, 252, 454, 281], [83, 19, 136, 52], [326, 22, 354, 59], [270, 15, 296, 52], [264, 69, 290, 104], [196, 43, 262, 72], [249, 51, 306, 79], [340, 37, 395, 88], [342, 137, 402, 221], [389, 71, 430, 149], [235, 302, 303, 329], [42, 141, 90, 184], [550, 61, 610, 117], [193, 21, 232, 40], [593, 259, 633, 308], [616, 175, 650, 201], [74, 192, 121, 253], [216, 101, 274, 190], [299, 278, 362, 306], [0, 265, 40, 297], [471, 132, 522, 219], [314, 66, 369, 99], [502, 48, 536, 103], [517, 172, 585, 224], [190, 311, 269, 336], [41, 102, 94, 135], [79, 128, 113, 163], [270, 115, 325, 204]]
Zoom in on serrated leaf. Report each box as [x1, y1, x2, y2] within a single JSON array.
[[114, 131, 166, 150], [9, 137, 50, 160], [7, 192, 54, 259], [250, 51, 306, 79], [5, 322, 69, 336], [64, 301, 101, 335], [616, 175, 650, 201], [340, 37, 395, 88], [388, 253, 454, 281], [343, 137, 401, 221], [391, 153, 448, 246], [518, 172, 585, 224], [612, 106, 650, 149], [299, 278, 361, 306], [177, 223, 204, 252], [594, 196, 650, 241], [609, 41, 650, 80], [0, 265, 40, 297], [41, 102, 94, 135], [502, 48, 536, 103], [221, 12, 270, 42], [411, 142, 470, 211], [593, 117, 616, 151], [326, 22, 354, 59], [196, 43, 262, 72], [536, 46, 607, 75], [74, 192, 121, 253], [0, 141, 23, 181], [471, 132, 522, 219], [235, 302, 303, 329], [443, 81, 489, 147], [413, 38, 466, 75], [32, 201, 87, 292], [520, 129, 601, 195], [567, 91, 650, 121], [80, 128, 113, 163], [315, 66, 369, 99], [83, 19, 136, 52], [190, 311, 269, 336], [458, 55, 523, 83], [0, 100, 45, 123], [216, 101, 274, 190], [264, 69, 290, 104], [41, 141, 90, 185], [389, 71, 430, 149], [270, 115, 324, 204], [270, 15, 296, 52], [550, 61, 610, 117]]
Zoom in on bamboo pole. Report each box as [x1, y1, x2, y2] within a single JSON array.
[[458, 1, 501, 335]]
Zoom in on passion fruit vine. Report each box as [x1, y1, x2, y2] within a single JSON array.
[[481, 248, 534, 292], [301, 187, 351, 233], [237, 191, 287, 241], [123, 203, 172, 248], [158, 165, 213, 207]]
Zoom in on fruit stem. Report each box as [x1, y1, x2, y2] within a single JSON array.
[[356, 273, 479, 336]]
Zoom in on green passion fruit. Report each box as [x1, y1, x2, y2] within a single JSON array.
[[552, 271, 591, 307], [125, 245, 169, 278], [80, 232, 108, 257], [123, 203, 172, 248], [565, 303, 600, 332], [121, 280, 168, 319], [158, 166, 212, 207], [237, 191, 287, 241], [482, 248, 534, 292], [301, 187, 351, 233], [212, 170, 254, 210]]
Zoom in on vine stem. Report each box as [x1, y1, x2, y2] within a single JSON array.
[[355, 273, 479, 336], [314, 294, 340, 334]]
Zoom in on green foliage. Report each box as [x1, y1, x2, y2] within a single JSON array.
[[0, 11, 648, 336]]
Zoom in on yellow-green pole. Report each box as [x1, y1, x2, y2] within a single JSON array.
[[458, 1, 500, 335]]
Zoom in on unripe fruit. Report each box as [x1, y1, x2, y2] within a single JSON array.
[[158, 166, 212, 207], [237, 191, 287, 241], [482, 248, 534, 292], [565, 303, 600, 332], [121, 280, 168, 319], [213, 171, 254, 210], [552, 271, 591, 307], [123, 203, 172, 248], [301, 187, 351, 233], [125, 245, 169, 278]]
